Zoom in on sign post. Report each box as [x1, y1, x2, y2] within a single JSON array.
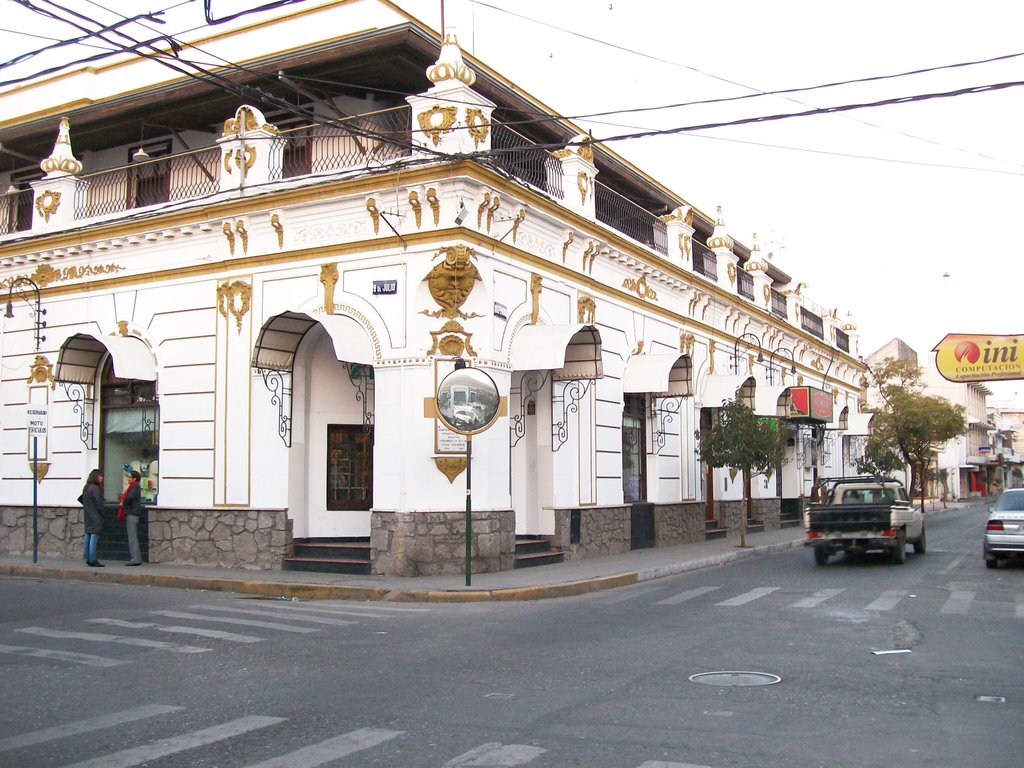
[[435, 363, 501, 587], [26, 405, 48, 564]]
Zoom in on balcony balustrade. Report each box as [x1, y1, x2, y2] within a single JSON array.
[[0, 187, 34, 235], [594, 181, 667, 256]]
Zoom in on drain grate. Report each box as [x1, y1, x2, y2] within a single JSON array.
[[689, 671, 781, 687]]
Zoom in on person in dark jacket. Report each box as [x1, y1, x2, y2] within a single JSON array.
[[81, 469, 104, 567], [121, 470, 143, 566]]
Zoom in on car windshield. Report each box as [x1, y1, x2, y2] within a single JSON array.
[[995, 493, 1024, 511]]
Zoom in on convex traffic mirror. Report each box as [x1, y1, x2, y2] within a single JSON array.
[[436, 366, 500, 435]]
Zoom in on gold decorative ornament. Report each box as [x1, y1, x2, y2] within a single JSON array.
[[26, 355, 54, 387], [29, 462, 50, 483], [582, 241, 599, 273], [366, 198, 380, 235], [34, 191, 61, 223], [425, 29, 476, 86], [623, 274, 657, 301], [679, 234, 691, 261], [40, 117, 83, 176], [679, 331, 695, 356], [729, 467, 738, 482], [235, 220, 248, 255], [511, 209, 526, 243], [421, 244, 483, 320], [633, 340, 645, 355], [811, 357, 825, 372], [222, 221, 236, 256], [427, 319, 477, 357], [578, 294, 596, 325], [320, 263, 339, 315], [426, 188, 440, 225], [222, 105, 279, 136], [465, 108, 490, 148], [417, 105, 458, 147], [571, 139, 594, 163], [487, 193, 500, 232], [116, 321, 129, 337], [562, 231, 575, 263], [577, 172, 590, 205], [797, 374, 805, 386], [833, 387, 839, 404], [6, 263, 125, 291], [709, 340, 716, 374], [530, 274, 542, 324], [763, 284, 771, 307], [434, 456, 467, 483], [726, 262, 737, 285], [270, 213, 284, 249], [477, 194, 489, 229], [216, 280, 252, 334], [408, 191, 422, 228]]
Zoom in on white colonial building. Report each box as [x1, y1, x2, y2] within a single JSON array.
[[0, 0, 868, 575]]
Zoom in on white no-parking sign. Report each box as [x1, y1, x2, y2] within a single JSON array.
[[26, 405, 48, 438]]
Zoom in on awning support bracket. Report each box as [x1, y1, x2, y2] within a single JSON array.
[[653, 396, 682, 455], [256, 367, 293, 447], [552, 378, 592, 452], [510, 370, 549, 449], [346, 363, 375, 433], [61, 381, 95, 449]]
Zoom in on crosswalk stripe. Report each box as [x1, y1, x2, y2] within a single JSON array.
[[940, 591, 975, 615], [446, 742, 546, 766], [791, 589, 844, 608], [151, 611, 318, 633], [57, 715, 285, 768], [0, 643, 127, 668], [186, 604, 356, 627], [16, 627, 209, 654], [0, 705, 183, 753], [637, 761, 711, 768], [601, 584, 671, 605], [88, 617, 262, 643], [655, 586, 721, 606], [240, 727, 403, 768], [865, 590, 909, 612], [269, 605, 398, 620], [715, 587, 779, 607]]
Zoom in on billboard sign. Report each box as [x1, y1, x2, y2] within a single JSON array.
[[788, 386, 833, 422], [933, 333, 1024, 383]]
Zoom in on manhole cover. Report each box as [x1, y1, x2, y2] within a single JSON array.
[[689, 671, 781, 687]]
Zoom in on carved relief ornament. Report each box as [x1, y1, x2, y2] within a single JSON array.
[[217, 280, 252, 334], [421, 244, 483, 320], [417, 106, 458, 147], [35, 191, 61, 222]]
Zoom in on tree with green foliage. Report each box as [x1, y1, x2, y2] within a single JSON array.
[[861, 358, 966, 512], [697, 397, 788, 547]]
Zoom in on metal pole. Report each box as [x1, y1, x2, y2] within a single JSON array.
[[465, 436, 472, 587], [32, 435, 38, 564]]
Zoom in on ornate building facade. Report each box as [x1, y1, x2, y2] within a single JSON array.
[[0, 1, 868, 575]]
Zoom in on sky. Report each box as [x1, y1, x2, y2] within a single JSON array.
[[3, 0, 1023, 402]]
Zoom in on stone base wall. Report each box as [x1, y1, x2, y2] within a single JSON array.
[[552, 505, 631, 561], [371, 509, 514, 577], [654, 501, 707, 547], [716, 498, 782, 532], [0, 505, 290, 569], [147, 507, 290, 569], [0, 506, 85, 558]]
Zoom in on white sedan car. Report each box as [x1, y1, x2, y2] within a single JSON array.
[[984, 488, 1024, 569]]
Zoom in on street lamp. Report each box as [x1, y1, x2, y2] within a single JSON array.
[[731, 332, 763, 374], [767, 344, 797, 385], [4, 276, 46, 351]]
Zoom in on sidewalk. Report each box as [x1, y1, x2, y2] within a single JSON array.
[[0, 501, 968, 602]]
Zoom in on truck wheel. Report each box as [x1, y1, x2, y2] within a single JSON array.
[[890, 531, 906, 564], [912, 526, 927, 555], [814, 547, 830, 566]]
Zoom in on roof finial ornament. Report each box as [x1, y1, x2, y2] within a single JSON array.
[[426, 27, 476, 86], [40, 116, 83, 177], [707, 205, 733, 251]]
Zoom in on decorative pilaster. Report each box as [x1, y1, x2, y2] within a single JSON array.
[[30, 117, 83, 231], [660, 205, 695, 269], [553, 134, 597, 220], [407, 28, 496, 158], [217, 105, 280, 191], [708, 206, 738, 292]]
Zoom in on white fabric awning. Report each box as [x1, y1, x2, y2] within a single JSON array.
[[55, 333, 156, 384], [623, 353, 692, 396], [754, 384, 791, 417], [252, 311, 374, 372], [845, 411, 875, 436], [510, 324, 602, 380], [697, 374, 754, 409]]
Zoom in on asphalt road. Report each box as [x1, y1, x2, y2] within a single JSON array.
[[1, 502, 1020, 768]]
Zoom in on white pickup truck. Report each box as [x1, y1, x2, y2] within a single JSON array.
[[804, 476, 925, 565]]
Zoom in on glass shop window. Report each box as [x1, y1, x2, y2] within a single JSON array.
[[327, 424, 373, 510], [622, 394, 647, 502], [100, 360, 159, 504]]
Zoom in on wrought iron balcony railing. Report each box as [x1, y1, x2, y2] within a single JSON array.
[[489, 122, 564, 200], [594, 181, 667, 256], [0, 188, 34, 235]]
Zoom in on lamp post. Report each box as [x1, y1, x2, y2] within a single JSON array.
[[767, 344, 797, 385], [731, 332, 763, 375], [5, 276, 46, 351]]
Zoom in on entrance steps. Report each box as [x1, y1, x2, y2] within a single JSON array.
[[282, 538, 371, 575], [514, 536, 564, 568]]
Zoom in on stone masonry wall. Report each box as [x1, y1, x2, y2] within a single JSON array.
[[0, 506, 84, 558], [552, 505, 631, 561], [147, 507, 290, 569], [653, 501, 707, 547], [371, 509, 515, 577]]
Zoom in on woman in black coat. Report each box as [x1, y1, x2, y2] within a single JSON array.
[[81, 469, 104, 567], [121, 470, 143, 566]]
